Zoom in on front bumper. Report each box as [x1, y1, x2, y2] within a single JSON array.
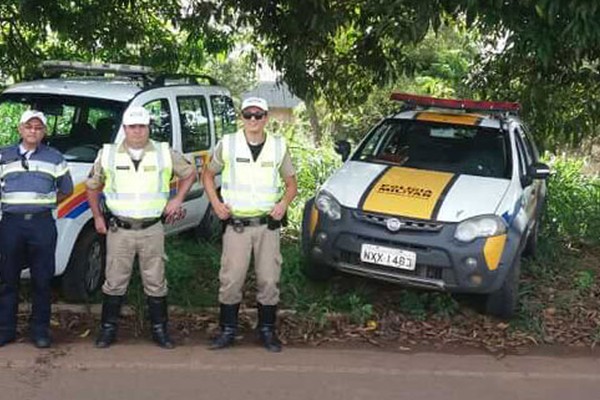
[[302, 201, 522, 294]]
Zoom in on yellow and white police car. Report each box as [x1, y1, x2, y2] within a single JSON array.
[[0, 61, 236, 301], [302, 93, 550, 318]]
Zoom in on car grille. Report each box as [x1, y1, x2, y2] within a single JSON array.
[[353, 211, 443, 232]]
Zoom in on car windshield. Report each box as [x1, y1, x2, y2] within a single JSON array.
[[0, 93, 125, 162], [353, 119, 511, 179]]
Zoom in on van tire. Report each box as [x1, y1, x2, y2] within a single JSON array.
[[484, 256, 521, 319], [61, 227, 106, 302]]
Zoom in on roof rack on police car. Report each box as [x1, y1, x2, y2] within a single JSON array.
[[40, 60, 154, 78], [152, 73, 219, 87], [390, 92, 521, 114]]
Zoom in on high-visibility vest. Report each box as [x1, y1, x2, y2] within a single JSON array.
[[221, 130, 286, 217], [101, 141, 172, 219], [0, 151, 68, 206]]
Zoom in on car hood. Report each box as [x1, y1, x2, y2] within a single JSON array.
[[320, 161, 511, 222]]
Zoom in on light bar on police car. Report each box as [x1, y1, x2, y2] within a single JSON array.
[[40, 60, 154, 76], [390, 92, 521, 112]]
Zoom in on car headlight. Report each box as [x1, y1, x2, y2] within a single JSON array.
[[315, 191, 342, 220], [454, 215, 507, 242]]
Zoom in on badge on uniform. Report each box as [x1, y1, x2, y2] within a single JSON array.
[[261, 161, 274, 167], [236, 157, 250, 163], [116, 166, 130, 170], [144, 166, 157, 172]]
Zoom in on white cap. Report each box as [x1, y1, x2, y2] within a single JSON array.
[[20, 110, 47, 126], [122, 106, 150, 125], [241, 97, 269, 112]]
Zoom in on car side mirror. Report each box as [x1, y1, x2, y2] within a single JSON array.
[[334, 140, 351, 162], [529, 162, 550, 180]]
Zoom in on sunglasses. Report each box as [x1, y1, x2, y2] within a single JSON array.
[[241, 111, 267, 120]]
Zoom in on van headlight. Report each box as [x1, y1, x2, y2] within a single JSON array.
[[315, 191, 342, 220], [454, 215, 506, 242]]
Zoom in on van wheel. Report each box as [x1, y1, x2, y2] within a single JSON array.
[[484, 256, 521, 319], [61, 227, 106, 302]]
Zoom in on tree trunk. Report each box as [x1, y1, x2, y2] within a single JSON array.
[[305, 99, 322, 146]]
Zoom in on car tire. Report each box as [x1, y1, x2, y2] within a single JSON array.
[[484, 256, 521, 319], [196, 205, 222, 243], [301, 199, 334, 281], [523, 221, 540, 259], [61, 227, 106, 302]]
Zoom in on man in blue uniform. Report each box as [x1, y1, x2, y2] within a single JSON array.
[[0, 110, 73, 348]]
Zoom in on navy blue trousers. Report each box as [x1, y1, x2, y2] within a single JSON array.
[[0, 213, 57, 336]]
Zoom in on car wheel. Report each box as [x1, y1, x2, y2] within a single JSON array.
[[196, 205, 223, 243], [301, 199, 334, 281], [484, 256, 521, 319], [61, 227, 106, 302], [523, 221, 539, 259]]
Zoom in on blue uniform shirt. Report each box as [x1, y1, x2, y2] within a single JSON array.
[[0, 143, 74, 214]]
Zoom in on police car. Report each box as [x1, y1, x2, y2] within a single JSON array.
[[0, 61, 236, 301], [301, 93, 550, 318]]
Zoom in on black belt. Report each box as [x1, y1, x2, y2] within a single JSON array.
[[227, 216, 269, 227], [3, 210, 53, 220], [111, 216, 161, 230]]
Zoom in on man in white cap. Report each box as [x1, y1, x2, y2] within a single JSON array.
[[0, 109, 73, 348], [203, 97, 298, 352], [86, 106, 196, 349]]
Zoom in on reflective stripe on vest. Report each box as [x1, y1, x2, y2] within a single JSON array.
[[101, 141, 172, 219], [221, 130, 285, 217], [1, 191, 57, 205], [0, 159, 68, 179]]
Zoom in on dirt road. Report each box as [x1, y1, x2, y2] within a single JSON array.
[[1, 342, 600, 399]]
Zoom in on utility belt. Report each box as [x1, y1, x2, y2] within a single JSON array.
[[107, 214, 163, 231], [225, 215, 285, 233]]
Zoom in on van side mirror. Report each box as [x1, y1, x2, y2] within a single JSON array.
[[334, 140, 351, 162], [529, 162, 550, 180]]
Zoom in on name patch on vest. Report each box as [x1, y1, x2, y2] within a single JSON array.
[[261, 161, 274, 167], [236, 157, 251, 163], [143, 166, 157, 172], [116, 166, 131, 170]]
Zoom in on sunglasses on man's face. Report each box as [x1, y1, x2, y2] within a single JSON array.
[[241, 111, 267, 120]]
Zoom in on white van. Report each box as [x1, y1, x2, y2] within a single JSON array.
[[0, 61, 236, 301]]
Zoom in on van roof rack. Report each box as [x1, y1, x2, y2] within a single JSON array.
[[390, 92, 521, 113]]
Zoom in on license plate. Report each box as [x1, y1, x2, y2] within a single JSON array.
[[360, 244, 417, 271]]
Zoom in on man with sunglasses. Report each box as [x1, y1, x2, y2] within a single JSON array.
[[0, 110, 73, 348], [203, 97, 297, 352]]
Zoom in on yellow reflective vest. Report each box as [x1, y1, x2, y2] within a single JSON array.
[[221, 130, 286, 217], [101, 141, 172, 219]]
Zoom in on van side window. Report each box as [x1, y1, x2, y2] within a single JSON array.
[[144, 99, 172, 145], [210, 95, 237, 140], [177, 96, 210, 152]]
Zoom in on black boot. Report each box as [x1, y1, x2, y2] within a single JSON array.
[[257, 303, 282, 352], [95, 294, 123, 349], [209, 303, 239, 350], [147, 296, 174, 349]]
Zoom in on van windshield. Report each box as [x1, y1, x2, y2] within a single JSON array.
[[353, 119, 512, 179], [0, 94, 125, 162]]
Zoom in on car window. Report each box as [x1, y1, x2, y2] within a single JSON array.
[[177, 95, 210, 152], [210, 95, 237, 140], [354, 119, 511, 179], [0, 94, 124, 162], [521, 125, 540, 162], [144, 99, 172, 145]]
